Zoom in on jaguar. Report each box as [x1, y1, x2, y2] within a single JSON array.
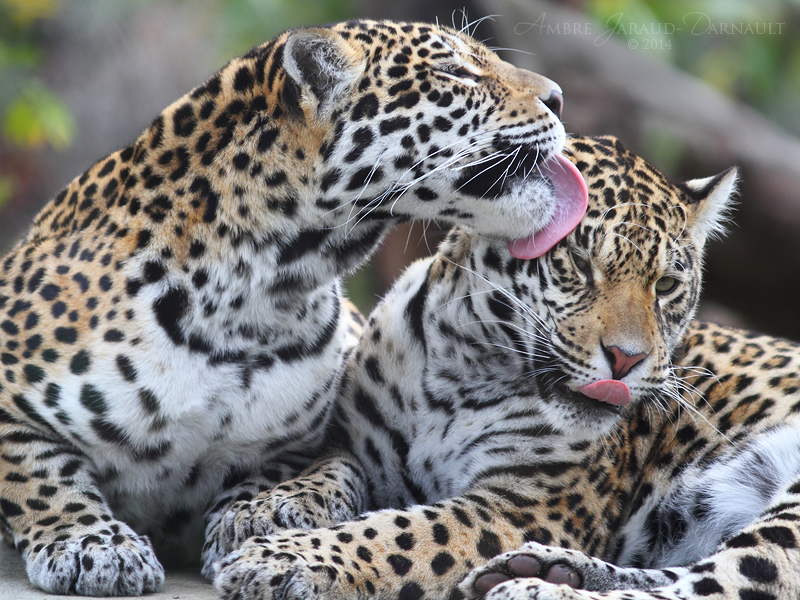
[[0, 19, 578, 596], [212, 136, 791, 600]]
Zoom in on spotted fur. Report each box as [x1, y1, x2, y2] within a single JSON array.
[[212, 136, 761, 600], [0, 19, 568, 596], [463, 407, 800, 599]]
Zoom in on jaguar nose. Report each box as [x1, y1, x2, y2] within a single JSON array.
[[541, 89, 563, 120], [602, 343, 648, 380]]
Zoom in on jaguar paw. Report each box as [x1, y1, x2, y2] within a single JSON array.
[[26, 530, 164, 596]]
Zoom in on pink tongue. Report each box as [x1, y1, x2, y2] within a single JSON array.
[[578, 380, 631, 407], [507, 153, 588, 259]]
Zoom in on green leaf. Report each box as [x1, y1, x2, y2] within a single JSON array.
[[0, 176, 13, 212], [0, 0, 60, 27], [2, 85, 75, 149]]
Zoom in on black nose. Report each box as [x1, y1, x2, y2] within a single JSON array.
[[541, 90, 563, 120]]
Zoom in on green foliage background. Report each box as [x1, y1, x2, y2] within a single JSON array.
[[586, 0, 800, 136], [0, 0, 72, 209]]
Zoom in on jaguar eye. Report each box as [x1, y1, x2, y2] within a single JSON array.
[[655, 276, 678, 295], [435, 64, 480, 81], [571, 252, 591, 275], [451, 66, 480, 80]]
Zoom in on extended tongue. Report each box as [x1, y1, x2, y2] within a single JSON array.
[[507, 153, 588, 259], [578, 380, 631, 407]]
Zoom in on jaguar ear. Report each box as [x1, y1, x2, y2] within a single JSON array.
[[284, 28, 361, 115], [683, 167, 738, 247]]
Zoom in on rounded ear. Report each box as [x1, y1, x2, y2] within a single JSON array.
[[284, 28, 362, 115], [682, 167, 738, 247]]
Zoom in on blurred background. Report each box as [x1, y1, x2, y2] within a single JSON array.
[[1, 0, 799, 337]]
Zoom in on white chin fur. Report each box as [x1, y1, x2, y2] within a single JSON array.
[[540, 400, 620, 441], [474, 177, 556, 239]]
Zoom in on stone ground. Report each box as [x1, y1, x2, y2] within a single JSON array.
[[0, 542, 218, 599]]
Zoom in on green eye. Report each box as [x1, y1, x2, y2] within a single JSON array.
[[655, 276, 678, 295]]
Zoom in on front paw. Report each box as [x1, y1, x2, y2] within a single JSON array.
[[461, 542, 585, 599], [461, 541, 679, 599], [26, 529, 164, 596], [202, 486, 348, 578], [215, 539, 337, 600]]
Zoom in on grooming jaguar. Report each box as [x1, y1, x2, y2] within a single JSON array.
[[0, 19, 582, 596], [212, 136, 797, 600]]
